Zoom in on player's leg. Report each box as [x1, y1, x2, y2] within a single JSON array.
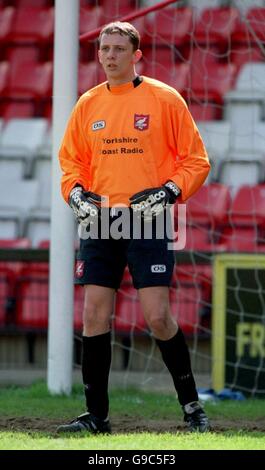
[[56, 284, 114, 434], [128, 234, 209, 432], [82, 284, 115, 425], [138, 285, 177, 339], [57, 238, 126, 434], [139, 286, 199, 407], [139, 286, 209, 432]]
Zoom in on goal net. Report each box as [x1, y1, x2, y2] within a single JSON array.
[[71, 0, 265, 398]]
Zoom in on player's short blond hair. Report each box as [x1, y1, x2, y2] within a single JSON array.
[[98, 21, 140, 51]]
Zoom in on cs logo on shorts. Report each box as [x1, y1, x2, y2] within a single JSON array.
[[134, 114, 150, 131], [75, 260, 85, 278], [151, 264, 166, 273]]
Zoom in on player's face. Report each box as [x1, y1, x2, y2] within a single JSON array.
[[98, 33, 141, 85]]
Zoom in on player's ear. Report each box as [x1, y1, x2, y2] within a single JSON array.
[[133, 49, 142, 64], [98, 50, 102, 64]]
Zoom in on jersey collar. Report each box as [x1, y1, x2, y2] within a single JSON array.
[[107, 76, 143, 94]]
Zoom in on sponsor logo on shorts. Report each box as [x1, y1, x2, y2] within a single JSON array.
[[92, 120, 105, 131], [151, 264, 166, 273], [75, 260, 85, 278]]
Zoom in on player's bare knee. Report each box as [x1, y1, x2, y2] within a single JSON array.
[[82, 304, 110, 332], [147, 312, 168, 334]]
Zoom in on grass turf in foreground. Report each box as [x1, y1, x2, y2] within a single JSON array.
[[0, 431, 264, 450], [0, 382, 264, 450], [0, 381, 265, 420]]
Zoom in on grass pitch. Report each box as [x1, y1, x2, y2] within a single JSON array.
[[0, 382, 264, 450]]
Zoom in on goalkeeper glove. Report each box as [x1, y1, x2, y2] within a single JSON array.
[[129, 181, 181, 221], [69, 186, 103, 226]]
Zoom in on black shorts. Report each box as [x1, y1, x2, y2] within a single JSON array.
[[75, 210, 175, 290]]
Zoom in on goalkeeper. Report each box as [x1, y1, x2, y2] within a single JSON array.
[[57, 21, 210, 434]]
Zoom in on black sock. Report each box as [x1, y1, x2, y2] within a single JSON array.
[[156, 328, 198, 406], [82, 331, 111, 420]]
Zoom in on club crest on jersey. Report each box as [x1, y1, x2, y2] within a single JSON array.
[[75, 260, 85, 278], [134, 114, 149, 131]]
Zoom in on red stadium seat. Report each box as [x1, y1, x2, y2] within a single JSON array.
[[220, 184, 265, 252], [15, 263, 49, 329], [188, 46, 221, 67], [169, 283, 200, 335], [43, 101, 52, 119], [7, 46, 40, 65], [0, 238, 32, 275], [129, 17, 146, 39], [185, 226, 227, 252], [175, 263, 212, 284], [79, 7, 103, 35], [78, 62, 106, 95], [190, 62, 236, 104], [230, 184, 265, 227], [115, 288, 146, 334], [143, 63, 190, 96], [187, 47, 228, 108], [186, 183, 231, 227], [187, 46, 220, 80], [221, 226, 265, 252], [80, 0, 94, 6], [0, 238, 31, 249], [2, 102, 35, 119], [175, 264, 212, 306], [195, 7, 240, 46], [79, 7, 104, 61], [37, 239, 50, 249], [233, 8, 265, 44], [182, 183, 231, 251], [170, 264, 212, 335], [13, 0, 53, 7], [4, 61, 52, 100], [0, 61, 9, 96], [115, 269, 146, 334], [0, 269, 8, 326], [143, 46, 176, 69], [246, 8, 265, 42], [9, 7, 54, 45], [100, 1, 134, 22], [189, 102, 222, 121], [0, 266, 16, 326], [230, 46, 264, 74], [0, 238, 35, 324], [0, 7, 15, 44], [145, 8, 193, 47]]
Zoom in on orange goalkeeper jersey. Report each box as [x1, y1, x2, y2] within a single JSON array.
[[59, 76, 210, 206]]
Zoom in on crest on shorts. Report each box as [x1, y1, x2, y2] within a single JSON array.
[[134, 114, 150, 131], [75, 260, 85, 278]]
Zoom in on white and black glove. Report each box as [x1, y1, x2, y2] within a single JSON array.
[[69, 186, 103, 226], [129, 181, 181, 221]]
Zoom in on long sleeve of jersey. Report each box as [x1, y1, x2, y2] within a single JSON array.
[[59, 100, 92, 202], [167, 97, 210, 200]]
